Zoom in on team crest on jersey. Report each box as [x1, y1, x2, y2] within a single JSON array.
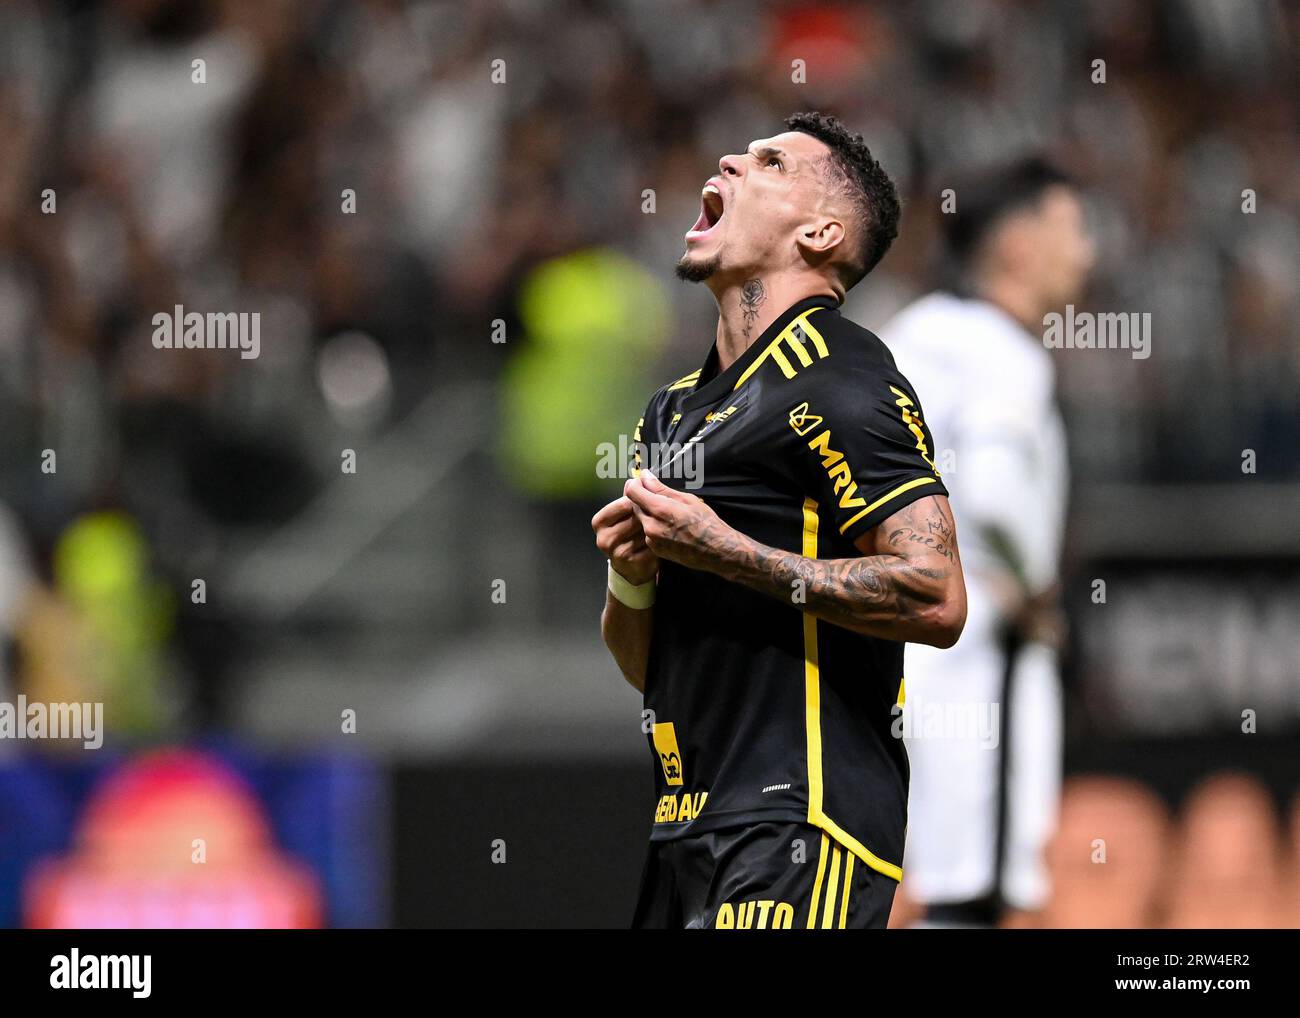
[[652, 722, 684, 786]]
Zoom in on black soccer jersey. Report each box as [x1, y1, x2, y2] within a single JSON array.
[[636, 294, 948, 883]]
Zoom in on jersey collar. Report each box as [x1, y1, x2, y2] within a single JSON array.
[[679, 295, 839, 411]]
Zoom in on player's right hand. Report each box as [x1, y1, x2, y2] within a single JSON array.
[[592, 493, 660, 586]]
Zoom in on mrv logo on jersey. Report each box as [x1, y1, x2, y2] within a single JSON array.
[[596, 435, 703, 489]]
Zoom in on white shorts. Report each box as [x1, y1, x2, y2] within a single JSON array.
[[901, 619, 1063, 912]]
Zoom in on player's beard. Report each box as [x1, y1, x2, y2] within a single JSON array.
[[675, 251, 721, 283]]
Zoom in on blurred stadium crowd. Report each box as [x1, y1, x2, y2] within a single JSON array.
[[1038, 773, 1300, 929], [0, 0, 1296, 927]]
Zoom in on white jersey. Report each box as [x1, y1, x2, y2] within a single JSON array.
[[882, 291, 1067, 912]]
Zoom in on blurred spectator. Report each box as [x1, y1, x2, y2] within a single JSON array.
[[1165, 773, 1288, 928], [0, 502, 35, 720], [1041, 776, 1171, 928], [16, 511, 178, 738]]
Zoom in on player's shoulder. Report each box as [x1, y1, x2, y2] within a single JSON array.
[[786, 302, 910, 399], [641, 359, 707, 405], [651, 366, 705, 401], [806, 302, 894, 359], [639, 366, 702, 432]]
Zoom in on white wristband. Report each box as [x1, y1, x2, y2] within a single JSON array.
[[608, 561, 656, 609]]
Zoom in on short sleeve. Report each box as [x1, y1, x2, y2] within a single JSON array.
[[792, 371, 948, 544]]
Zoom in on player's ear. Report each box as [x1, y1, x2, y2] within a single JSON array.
[[796, 218, 846, 260]]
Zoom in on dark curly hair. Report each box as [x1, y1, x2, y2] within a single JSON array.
[[940, 157, 1075, 265], [785, 111, 900, 289]]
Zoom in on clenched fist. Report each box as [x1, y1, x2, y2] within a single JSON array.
[[592, 492, 660, 586], [623, 470, 734, 573]]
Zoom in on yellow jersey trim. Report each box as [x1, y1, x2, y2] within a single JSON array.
[[734, 307, 830, 390], [821, 845, 842, 929], [839, 852, 855, 928], [665, 370, 701, 392], [807, 832, 830, 928], [802, 497, 905, 884], [838, 476, 938, 535]]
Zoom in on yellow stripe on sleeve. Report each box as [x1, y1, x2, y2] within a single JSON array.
[[838, 476, 937, 535], [800, 310, 829, 358], [783, 331, 813, 367]]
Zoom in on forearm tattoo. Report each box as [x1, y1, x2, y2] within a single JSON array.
[[711, 496, 960, 640]]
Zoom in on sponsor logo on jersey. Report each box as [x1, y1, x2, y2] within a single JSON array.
[[652, 722, 684, 786], [653, 791, 709, 823], [787, 401, 823, 437], [889, 386, 939, 474], [789, 402, 868, 509], [686, 403, 740, 445], [716, 899, 796, 929]]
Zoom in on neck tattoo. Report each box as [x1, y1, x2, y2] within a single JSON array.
[[740, 278, 765, 339]]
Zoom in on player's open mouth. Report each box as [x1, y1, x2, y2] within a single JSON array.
[[686, 180, 726, 242]]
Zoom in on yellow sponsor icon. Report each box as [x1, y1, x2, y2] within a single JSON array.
[[652, 722, 684, 786], [787, 401, 823, 438]]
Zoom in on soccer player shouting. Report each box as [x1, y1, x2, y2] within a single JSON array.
[[592, 113, 967, 929]]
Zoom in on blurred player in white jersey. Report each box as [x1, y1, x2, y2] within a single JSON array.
[[883, 160, 1095, 927]]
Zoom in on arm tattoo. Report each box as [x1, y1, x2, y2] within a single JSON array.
[[740, 278, 765, 339], [709, 496, 962, 643], [886, 509, 957, 564]]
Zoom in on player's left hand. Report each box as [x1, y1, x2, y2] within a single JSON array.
[[624, 470, 736, 573]]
